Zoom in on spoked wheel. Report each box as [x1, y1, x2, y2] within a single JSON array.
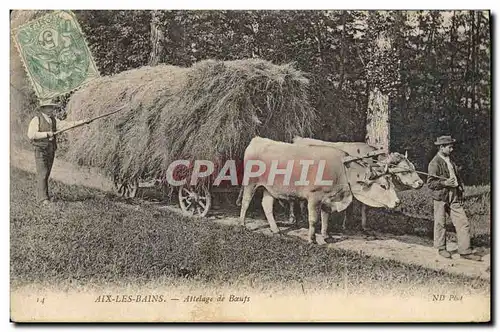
[[113, 179, 139, 198], [178, 185, 211, 217]]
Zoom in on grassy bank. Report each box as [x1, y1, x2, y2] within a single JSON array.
[[10, 167, 489, 296], [354, 185, 490, 247]]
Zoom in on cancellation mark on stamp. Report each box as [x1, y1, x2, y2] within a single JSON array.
[[11, 10, 99, 101]]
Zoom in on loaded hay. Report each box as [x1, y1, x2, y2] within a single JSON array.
[[65, 59, 318, 189]]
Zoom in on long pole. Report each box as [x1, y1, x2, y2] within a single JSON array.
[[54, 104, 128, 135]]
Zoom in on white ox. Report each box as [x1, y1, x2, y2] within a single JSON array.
[[292, 137, 424, 230], [238, 137, 401, 243]]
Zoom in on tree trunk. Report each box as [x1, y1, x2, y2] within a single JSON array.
[[311, 12, 324, 66], [474, 11, 481, 111], [448, 11, 457, 106], [149, 10, 165, 66], [463, 13, 471, 108], [366, 87, 390, 151], [365, 22, 391, 152], [471, 11, 476, 110], [338, 11, 347, 91]]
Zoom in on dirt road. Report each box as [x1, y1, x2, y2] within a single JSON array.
[[11, 146, 490, 280], [11, 146, 115, 192]]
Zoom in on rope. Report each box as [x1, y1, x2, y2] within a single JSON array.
[[352, 151, 450, 181], [385, 165, 448, 180]]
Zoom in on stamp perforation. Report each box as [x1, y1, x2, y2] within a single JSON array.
[[11, 10, 101, 103]]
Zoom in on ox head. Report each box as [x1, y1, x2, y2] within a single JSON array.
[[381, 151, 424, 190], [345, 162, 401, 209], [353, 173, 401, 209]]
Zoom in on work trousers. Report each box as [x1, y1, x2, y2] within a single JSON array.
[[34, 145, 55, 202], [433, 190, 472, 255]]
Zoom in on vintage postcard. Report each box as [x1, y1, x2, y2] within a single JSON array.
[[9, 9, 491, 323]]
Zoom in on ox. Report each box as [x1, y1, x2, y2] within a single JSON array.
[[238, 137, 401, 243], [292, 137, 424, 230]]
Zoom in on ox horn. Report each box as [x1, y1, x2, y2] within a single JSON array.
[[405, 150, 408, 159], [358, 169, 376, 186], [357, 178, 375, 187]]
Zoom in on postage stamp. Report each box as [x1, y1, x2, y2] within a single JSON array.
[[11, 10, 99, 101]]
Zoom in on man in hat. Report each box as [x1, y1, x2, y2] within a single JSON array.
[[427, 135, 481, 261], [27, 101, 91, 204]]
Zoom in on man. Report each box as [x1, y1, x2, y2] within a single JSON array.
[[427, 135, 481, 261], [27, 100, 91, 204]]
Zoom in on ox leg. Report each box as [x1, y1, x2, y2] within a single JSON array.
[[320, 209, 330, 240], [239, 184, 256, 226], [361, 205, 368, 231], [288, 200, 296, 224], [343, 204, 354, 231], [300, 200, 307, 223], [342, 210, 348, 231], [262, 189, 280, 234], [235, 186, 244, 206], [307, 200, 319, 244]]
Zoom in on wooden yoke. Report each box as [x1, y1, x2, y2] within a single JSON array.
[[342, 149, 388, 164]]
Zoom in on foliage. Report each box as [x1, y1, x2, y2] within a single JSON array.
[[74, 10, 152, 75]]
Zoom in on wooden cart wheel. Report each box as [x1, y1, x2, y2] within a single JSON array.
[[178, 185, 211, 217], [113, 179, 139, 198]]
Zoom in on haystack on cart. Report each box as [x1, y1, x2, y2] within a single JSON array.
[[65, 59, 317, 217]]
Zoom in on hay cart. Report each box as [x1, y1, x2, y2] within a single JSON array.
[[114, 161, 244, 218], [174, 180, 239, 217]]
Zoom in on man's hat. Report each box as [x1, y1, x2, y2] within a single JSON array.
[[434, 135, 456, 146]]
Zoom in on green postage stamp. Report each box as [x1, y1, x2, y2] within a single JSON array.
[[12, 10, 99, 101]]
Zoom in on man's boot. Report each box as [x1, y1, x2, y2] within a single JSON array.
[[438, 250, 452, 259], [460, 253, 482, 261]]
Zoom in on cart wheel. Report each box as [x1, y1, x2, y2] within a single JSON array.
[[178, 185, 211, 217], [114, 179, 138, 198]]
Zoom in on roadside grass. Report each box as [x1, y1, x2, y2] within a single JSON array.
[[395, 185, 491, 221], [342, 184, 491, 248], [10, 167, 489, 296]]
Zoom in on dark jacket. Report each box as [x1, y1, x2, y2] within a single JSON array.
[[427, 153, 464, 201]]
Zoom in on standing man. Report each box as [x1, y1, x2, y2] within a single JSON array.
[[427, 135, 481, 261], [27, 100, 90, 204]]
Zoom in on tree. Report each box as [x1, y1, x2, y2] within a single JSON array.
[[149, 10, 166, 66]]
